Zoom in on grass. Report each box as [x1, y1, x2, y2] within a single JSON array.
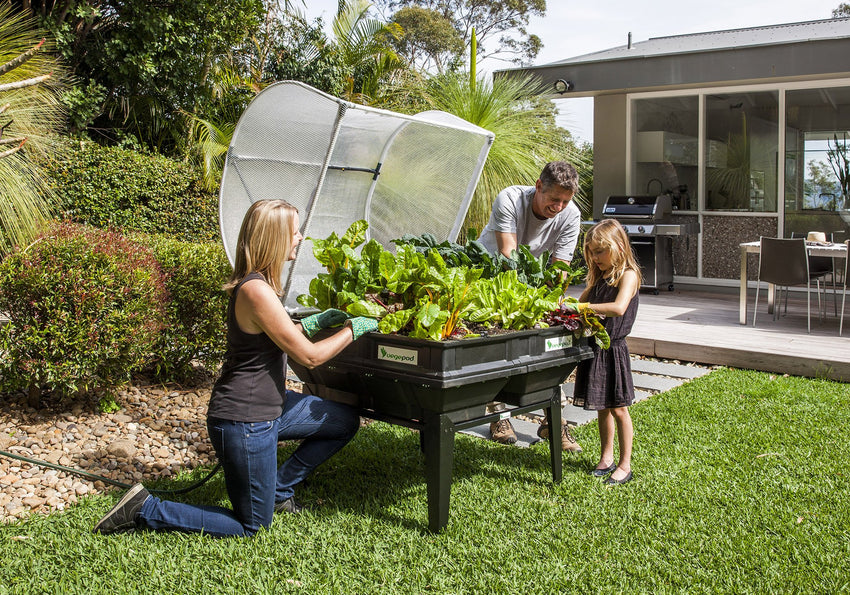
[[2, 368, 849, 594]]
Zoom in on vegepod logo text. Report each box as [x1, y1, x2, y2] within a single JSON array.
[[377, 345, 418, 365]]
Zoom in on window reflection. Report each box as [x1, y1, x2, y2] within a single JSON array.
[[704, 92, 778, 212], [632, 96, 698, 210]]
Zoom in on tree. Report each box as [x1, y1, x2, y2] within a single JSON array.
[[826, 132, 850, 208], [833, 3, 850, 17], [0, 6, 66, 255], [374, 0, 545, 65], [389, 6, 463, 74], [805, 159, 840, 208], [10, 0, 266, 152]]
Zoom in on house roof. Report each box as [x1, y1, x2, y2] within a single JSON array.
[[497, 17, 850, 97]]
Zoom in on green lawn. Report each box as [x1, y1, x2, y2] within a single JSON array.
[[2, 368, 849, 594]]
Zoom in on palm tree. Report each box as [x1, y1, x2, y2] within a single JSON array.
[[332, 0, 405, 104], [422, 70, 590, 237], [0, 6, 65, 255]]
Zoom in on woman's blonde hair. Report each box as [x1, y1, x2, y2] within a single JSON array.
[[582, 219, 642, 289], [224, 199, 299, 295]]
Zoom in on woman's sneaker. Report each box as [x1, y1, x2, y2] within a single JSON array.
[[93, 483, 150, 534]]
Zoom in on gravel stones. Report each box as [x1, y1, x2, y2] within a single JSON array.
[[0, 378, 259, 523]]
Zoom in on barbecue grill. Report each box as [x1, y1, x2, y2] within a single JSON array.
[[602, 194, 699, 293]]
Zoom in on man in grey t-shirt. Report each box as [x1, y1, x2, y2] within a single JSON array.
[[478, 161, 581, 267], [478, 161, 583, 452]]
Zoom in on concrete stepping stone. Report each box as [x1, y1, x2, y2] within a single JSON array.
[[459, 357, 709, 447]]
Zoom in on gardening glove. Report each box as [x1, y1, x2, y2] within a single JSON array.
[[346, 316, 378, 340], [301, 308, 350, 338], [564, 302, 591, 314]]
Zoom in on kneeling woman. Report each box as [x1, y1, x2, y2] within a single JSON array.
[[94, 199, 377, 537]]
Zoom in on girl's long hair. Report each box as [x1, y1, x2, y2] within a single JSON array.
[[224, 199, 299, 295], [583, 219, 642, 289]]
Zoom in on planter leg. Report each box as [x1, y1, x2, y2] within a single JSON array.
[[546, 387, 563, 483], [421, 413, 454, 533]]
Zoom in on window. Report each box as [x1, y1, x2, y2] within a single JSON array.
[[631, 96, 699, 210], [785, 87, 850, 242], [704, 91, 778, 212]]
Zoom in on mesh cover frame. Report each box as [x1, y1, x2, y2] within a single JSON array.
[[219, 81, 494, 310]]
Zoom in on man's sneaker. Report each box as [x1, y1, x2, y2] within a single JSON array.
[[274, 496, 307, 514], [93, 483, 150, 535], [490, 418, 517, 444], [537, 419, 583, 453]]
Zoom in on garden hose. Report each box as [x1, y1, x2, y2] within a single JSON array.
[[0, 448, 221, 495]]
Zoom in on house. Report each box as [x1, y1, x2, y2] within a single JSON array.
[[497, 17, 850, 283]]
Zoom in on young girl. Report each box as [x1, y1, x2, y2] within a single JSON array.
[[570, 219, 641, 485]]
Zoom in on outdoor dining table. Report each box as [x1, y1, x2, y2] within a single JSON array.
[[738, 240, 848, 324]]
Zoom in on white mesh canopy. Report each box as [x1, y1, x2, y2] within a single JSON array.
[[219, 81, 494, 311]]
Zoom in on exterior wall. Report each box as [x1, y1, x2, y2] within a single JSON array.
[[702, 216, 778, 280], [591, 94, 627, 220]]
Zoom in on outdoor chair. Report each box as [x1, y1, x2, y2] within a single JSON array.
[[790, 231, 835, 316], [753, 237, 815, 333], [840, 240, 849, 336]]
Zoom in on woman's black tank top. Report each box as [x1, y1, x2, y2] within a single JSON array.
[[207, 272, 287, 421]]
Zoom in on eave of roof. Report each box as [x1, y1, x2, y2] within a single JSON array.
[[496, 17, 850, 96]]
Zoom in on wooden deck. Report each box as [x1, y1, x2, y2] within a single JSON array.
[[566, 284, 849, 382]]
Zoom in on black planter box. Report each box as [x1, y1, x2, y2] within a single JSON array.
[[288, 325, 594, 532], [290, 326, 592, 420]]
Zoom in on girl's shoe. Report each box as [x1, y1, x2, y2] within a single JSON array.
[[604, 471, 633, 485], [590, 463, 617, 477]]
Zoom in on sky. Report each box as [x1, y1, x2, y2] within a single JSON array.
[[302, 0, 845, 143]]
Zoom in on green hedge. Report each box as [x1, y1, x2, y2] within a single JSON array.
[[0, 223, 233, 407], [41, 140, 220, 242], [141, 234, 231, 382], [0, 222, 167, 407]]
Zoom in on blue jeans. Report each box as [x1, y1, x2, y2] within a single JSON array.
[[137, 390, 358, 537]]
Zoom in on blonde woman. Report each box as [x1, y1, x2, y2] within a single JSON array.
[[94, 200, 377, 537], [568, 219, 641, 485]]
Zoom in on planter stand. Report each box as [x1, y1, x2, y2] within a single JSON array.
[[289, 327, 593, 532]]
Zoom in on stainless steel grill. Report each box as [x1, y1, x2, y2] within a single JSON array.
[[601, 195, 699, 293]]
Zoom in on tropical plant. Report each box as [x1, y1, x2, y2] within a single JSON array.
[[0, 6, 65, 256], [332, 0, 406, 103], [421, 69, 589, 236]]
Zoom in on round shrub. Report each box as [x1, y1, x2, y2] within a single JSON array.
[[40, 139, 220, 242], [141, 234, 231, 382], [0, 221, 167, 405]]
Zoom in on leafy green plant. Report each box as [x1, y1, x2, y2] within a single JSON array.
[[468, 269, 563, 331], [297, 220, 604, 342], [0, 221, 167, 408], [39, 139, 220, 242], [393, 232, 585, 288], [141, 234, 231, 382]]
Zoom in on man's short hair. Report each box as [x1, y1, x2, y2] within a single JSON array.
[[539, 161, 579, 193]]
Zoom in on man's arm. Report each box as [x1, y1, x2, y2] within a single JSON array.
[[494, 231, 518, 259]]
